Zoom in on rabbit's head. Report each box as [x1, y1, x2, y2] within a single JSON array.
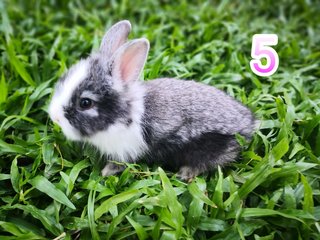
[[48, 20, 149, 160]]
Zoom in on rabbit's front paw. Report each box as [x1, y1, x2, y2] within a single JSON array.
[[177, 166, 201, 182], [101, 162, 125, 176]]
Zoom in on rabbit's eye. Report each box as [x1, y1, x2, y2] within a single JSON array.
[[79, 98, 94, 110]]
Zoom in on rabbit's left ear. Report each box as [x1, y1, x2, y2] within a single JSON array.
[[99, 20, 131, 57], [111, 38, 150, 83]]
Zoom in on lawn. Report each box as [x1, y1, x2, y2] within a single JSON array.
[[0, 0, 320, 239]]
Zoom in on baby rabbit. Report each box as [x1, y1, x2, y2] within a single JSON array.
[[49, 20, 256, 180]]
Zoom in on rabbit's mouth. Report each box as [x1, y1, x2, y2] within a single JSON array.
[[50, 113, 82, 141]]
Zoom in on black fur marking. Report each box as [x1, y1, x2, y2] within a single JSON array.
[[126, 118, 133, 126], [142, 124, 240, 173], [107, 61, 114, 76]]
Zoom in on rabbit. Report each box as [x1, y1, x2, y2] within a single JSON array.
[[49, 20, 256, 180]]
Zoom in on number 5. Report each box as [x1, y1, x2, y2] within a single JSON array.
[[250, 34, 279, 77]]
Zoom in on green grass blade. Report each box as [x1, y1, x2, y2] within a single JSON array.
[[94, 189, 141, 220], [158, 167, 184, 238], [0, 174, 11, 181], [301, 174, 314, 214], [188, 178, 217, 207], [12, 204, 63, 236], [88, 189, 100, 240], [10, 156, 20, 193], [106, 200, 141, 239], [0, 221, 25, 236], [197, 217, 228, 232], [28, 175, 76, 210], [0, 139, 29, 155], [238, 138, 289, 199], [126, 216, 148, 240], [0, 73, 8, 104], [212, 166, 224, 209], [5, 40, 36, 87], [186, 180, 205, 235], [228, 208, 314, 223], [69, 160, 91, 184]]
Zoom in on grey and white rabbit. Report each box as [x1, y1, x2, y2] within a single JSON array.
[[49, 20, 256, 180]]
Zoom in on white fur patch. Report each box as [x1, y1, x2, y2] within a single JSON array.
[[80, 91, 99, 101], [88, 121, 148, 162], [83, 108, 99, 117], [49, 60, 90, 141]]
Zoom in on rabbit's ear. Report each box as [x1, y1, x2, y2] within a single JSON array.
[[112, 38, 149, 83], [99, 20, 131, 57]]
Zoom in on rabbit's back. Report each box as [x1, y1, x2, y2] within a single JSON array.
[[143, 78, 255, 142]]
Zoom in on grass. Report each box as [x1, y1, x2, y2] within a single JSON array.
[[0, 0, 320, 239]]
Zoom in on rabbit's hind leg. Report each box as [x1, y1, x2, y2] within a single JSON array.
[[177, 134, 240, 181]]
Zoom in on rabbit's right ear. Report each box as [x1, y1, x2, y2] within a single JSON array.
[[111, 38, 149, 84], [99, 20, 132, 57]]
